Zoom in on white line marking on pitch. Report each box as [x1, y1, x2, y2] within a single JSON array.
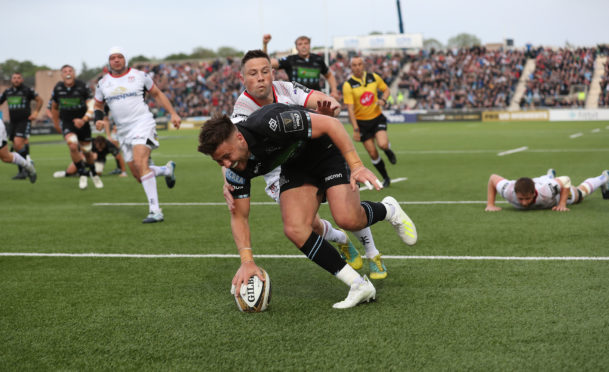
[[591, 128, 600, 133], [497, 146, 528, 156], [359, 177, 408, 191], [570, 132, 583, 139], [93, 200, 507, 207], [1, 252, 608, 261]]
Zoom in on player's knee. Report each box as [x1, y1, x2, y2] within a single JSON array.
[[283, 223, 310, 247], [332, 214, 361, 232]]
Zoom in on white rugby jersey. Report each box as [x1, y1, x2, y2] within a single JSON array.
[[231, 81, 313, 123], [94, 68, 155, 136], [496, 176, 561, 209]]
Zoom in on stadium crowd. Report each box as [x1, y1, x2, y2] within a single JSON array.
[[520, 47, 595, 108], [397, 47, 526, 110]]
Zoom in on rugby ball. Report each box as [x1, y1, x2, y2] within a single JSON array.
[[233, 269, 271, 312]]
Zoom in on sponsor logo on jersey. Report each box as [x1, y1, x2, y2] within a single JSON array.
[[291, 82, 311, 94], [225, 169, 246, 185], [128, 76, 135, 83], [268, 118, 278, 131], [360, 91, 375, 106], [280, 111, 304, 133], [324, 173, 343, 182]]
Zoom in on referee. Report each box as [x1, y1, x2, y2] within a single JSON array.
[[342, 56, 397, 188]]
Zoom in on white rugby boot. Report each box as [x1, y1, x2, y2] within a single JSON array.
[[332, 276, 376, 309], [382, 196, 417, 245], [79, 175, 88, 189]]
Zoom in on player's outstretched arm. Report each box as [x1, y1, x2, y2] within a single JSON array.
[[552, 177, 570, 212], [485, 174, 504, 211], [306, 90, 340, 117], [149, 85, 181, 129], [230, 197, 265, 295], [221, 167, 235, 211]]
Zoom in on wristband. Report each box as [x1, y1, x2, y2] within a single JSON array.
[[94, 109, 104, 122]]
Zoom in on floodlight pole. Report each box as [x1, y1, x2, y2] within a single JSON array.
[[396, 0, 404, 33]]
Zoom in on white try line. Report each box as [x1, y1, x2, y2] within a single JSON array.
[[570, 132, 583, 139], [497, 146, 528, 156], [1, 252, 609, 261], [591, 128, 601, 133], [93, 200, 508, 206]]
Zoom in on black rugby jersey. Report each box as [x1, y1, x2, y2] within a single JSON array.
[[225, 103, 335, 198], [0, 84, 38, 123], [51, 80, 92, 123], [277, 53, 329, 90]]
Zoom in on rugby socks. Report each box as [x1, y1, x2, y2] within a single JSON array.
[[10, 152, 28, 167], [371, 156, 389, 180], [141, 171, 161, 213], [76, 160, 88, 176], [87, 162, 97, 176], [360, 201, 388, 226], [352, 227, 380, 259], [578, 173, 608, 197], [300, 231, 347, 276], [150, 164, 169, 177], [16, 147, 28, 173], [336, 264, 365, 287], [321, 219, 347, 244]]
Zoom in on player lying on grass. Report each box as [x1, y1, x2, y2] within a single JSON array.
[[226, 49, 387, 279], [53, 135, 127, 178], [198, 103, 418, 309], [486, 169, 609, 212], [0, 118, 36, 183]]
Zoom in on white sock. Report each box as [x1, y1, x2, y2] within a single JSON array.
[[321, 219, 347, 244], [335, 264, 364, 287], [579, 174, 607, 197], [352, 227, 380, 259], [11, 152, 27, 167], [149, 165, 168, 177], [141, 171, 160, 213]]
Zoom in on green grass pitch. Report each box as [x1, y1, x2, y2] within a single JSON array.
[[1, 120, 608, 370]]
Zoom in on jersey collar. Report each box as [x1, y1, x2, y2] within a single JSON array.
[[109, 68, 131, 78], [243, 86, 277, 107]]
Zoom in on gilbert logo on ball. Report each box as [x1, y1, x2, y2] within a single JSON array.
[[233, 269, 271, 313]]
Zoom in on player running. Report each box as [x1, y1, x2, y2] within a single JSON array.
[[229, 50, 389, 279], [93, 47, 180, 223], [0, 117, 36, 182], [51, 65, 103, 189], [486, 169, 609, 211]]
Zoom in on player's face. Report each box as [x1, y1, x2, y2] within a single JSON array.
[[109, 53, 126, 74], [11, 74, 23, 87], [211, 131, 249, 171], [242, 58, 273, 102], [61, 67, 75, 84], [350, 58, 364, 78], [295, 38, 310, 57], [516, 192, 536, 208]]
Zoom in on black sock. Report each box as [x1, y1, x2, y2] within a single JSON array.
[[87, 163, 97, 176], [115, 158, 121, 169], [17, 148, 28, 172], [300, 232, 346, 275], [372, 158, 389, 180], [360, 201, 388, 226], [76, 160, 88, 176], [24, 144, 30, 157]]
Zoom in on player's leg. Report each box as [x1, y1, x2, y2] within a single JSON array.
[[363, 137, 390, 187], [133, 143, 163, 223], [279, 184, 374, 309], [375, 128, 396, 165], [314, 215, 363, 270], [10, 122, 29, 179], [1, 140, 36, 182], [149, 160, 176, 188], [577, 171, 609, 201], [82, 140, 103, 189]]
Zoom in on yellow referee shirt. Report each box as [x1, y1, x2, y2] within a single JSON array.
[[342, 72, 388, 120]]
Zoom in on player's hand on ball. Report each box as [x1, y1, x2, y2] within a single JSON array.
[[232, 261, 264, 298]]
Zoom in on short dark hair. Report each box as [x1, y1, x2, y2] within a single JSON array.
[[11, 72, 22, 77], [295, 35, 311, 44], [198, 115, 236, 155], [93, 135, 106, 148], [514, 177, 535, 195], [60, 64, 74, 71], [241, 50, 270, 69]]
